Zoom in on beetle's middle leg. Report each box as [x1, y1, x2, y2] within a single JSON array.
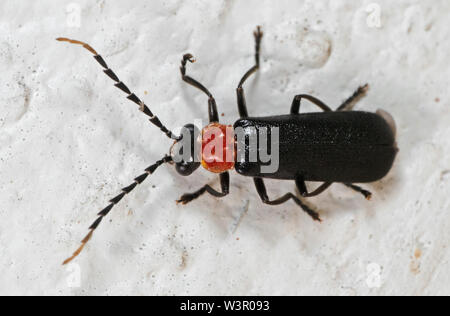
[[253, 177, 321, 221], [176, 172, 230, 205], [180, 54, 219, 123], [236, 26, 263, 118], [336, 84, 369, 111]]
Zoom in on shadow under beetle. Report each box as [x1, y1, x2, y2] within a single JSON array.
[[58, 26, 398, 265]]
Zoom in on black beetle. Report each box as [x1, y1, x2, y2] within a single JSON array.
[[58, 26, 398, 264]]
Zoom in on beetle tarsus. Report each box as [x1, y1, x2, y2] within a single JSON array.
[[254, 25, 263, 41], [344, 183, 373, 200], [176, 193, 198, 205]]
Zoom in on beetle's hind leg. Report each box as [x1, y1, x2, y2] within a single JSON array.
[[336, 84, 369, 111], [290, 94, 332, 114], [253, 177, 321, 221], [237, 26, 263, 118], [296, 178, 371, 200], [343, 183, 372, 200], [336, 86, 373, 200], [295, 177, 333, 197]]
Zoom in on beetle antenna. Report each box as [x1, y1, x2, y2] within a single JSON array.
[[56, 37, 180, 141], [62, 155, 173, 265]]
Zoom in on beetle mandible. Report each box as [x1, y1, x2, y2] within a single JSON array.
[[58, 26, 398, 265]]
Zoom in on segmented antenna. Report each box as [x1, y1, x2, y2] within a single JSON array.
[[56, 37, 180, 140], [63, 155, 172, 265]]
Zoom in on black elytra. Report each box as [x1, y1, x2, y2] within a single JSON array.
[[57, 26, 398, 265]]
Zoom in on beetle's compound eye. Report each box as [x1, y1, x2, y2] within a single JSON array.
[[172, 124, 201, 176]]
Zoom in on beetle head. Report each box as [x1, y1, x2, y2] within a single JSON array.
[[171, 124, 201, 176]]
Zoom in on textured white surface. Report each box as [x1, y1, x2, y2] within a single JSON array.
[[0, 0, 449, 295]]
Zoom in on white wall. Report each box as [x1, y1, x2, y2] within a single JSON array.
[[0, 0, 449, 295]]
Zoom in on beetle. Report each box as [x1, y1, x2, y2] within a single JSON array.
[[58, 26, 398, 265]]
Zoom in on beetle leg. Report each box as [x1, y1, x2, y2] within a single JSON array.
[[295, 178, 333, 197], [290, 94, 333, 114], [237, 26, 263, 118], [176, 172, 230, 205], [343, 183, 372, 200], [253, 177, 321, 221], [336, 84, 369, 111], [180, 54, 220, 123]]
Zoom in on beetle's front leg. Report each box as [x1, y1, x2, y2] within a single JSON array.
[[180, 54, 220, 123], [253, 177, 321, 221], [177, 172, 230, 205]]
